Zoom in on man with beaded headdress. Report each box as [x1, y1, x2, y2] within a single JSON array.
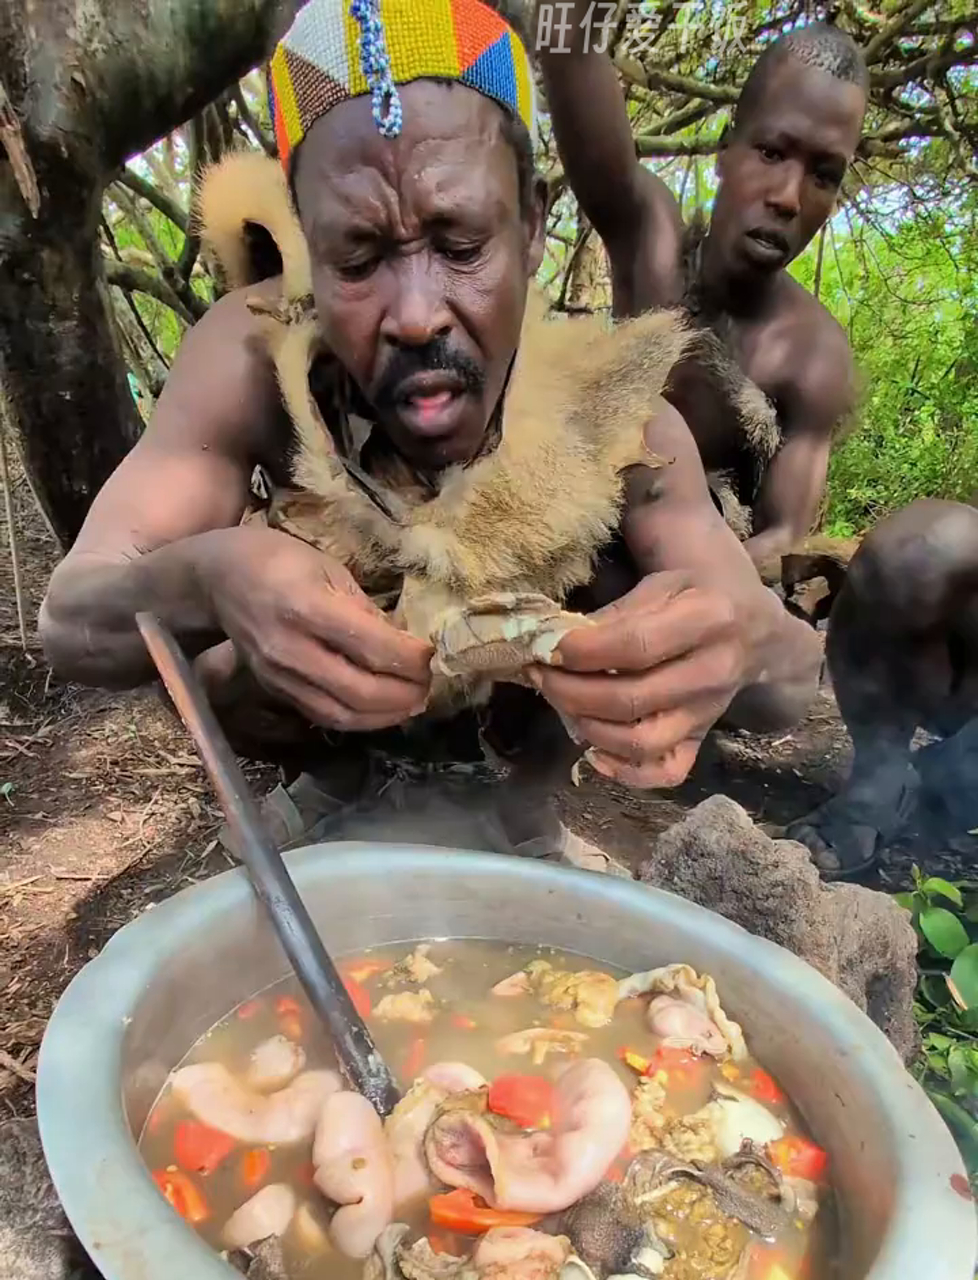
[[40, 0, 822, 862]]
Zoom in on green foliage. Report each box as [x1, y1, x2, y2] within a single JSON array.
[[790, 197, 978, 535], [897, 867, 978, 1186]]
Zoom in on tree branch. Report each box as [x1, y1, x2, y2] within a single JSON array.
[[636, 133, 724, 158], [110, 182, 207, 320], [101, 214, 171, 376], [117, 166, 188, 232], [614, 57, 739, 105], [863, 0, 935, 64], [233, 83, 276, 157], [102, 258, 197, 325]]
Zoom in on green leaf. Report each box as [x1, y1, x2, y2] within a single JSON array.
[[921, 974, 955, 1010], [922, 878, 965, 908], [920, 906, 970, 959], [893, 891, 916, 912], [947, 1045, 978, 1098], [925, 1032, 956, 1052], [927, 1088, 978, 1175], [950, 946, 978, 1010]]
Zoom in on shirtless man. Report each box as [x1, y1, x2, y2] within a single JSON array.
[[786, 499, 978, 878], [37, 0, 820, 858], [536, 11, 867, 567]]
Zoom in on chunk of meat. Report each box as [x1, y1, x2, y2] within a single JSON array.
[[422, 1063, 488, 1094], [363, 1223, 411, 1280], [698, 1084, 784, 1160], [525, 961, 620, 1029], [424, 1059, 632, 1214], [492, 971, 532, 997], [222, 1184, 296, 1250], [313, 1091, 394, 1259], [629, 1077, 668, 1153], [374, 990, 437, 1024], [393, 1229, 571, 1280], [646, 995, 728, 1057], [471, 1226, 572, 1278], [495, 1028, 589, 1066], [617, 965, 746, 1061], [560, 1181, 645, 1277], [245, 1036, 306, 1092], [169, 1064, 340, 1144], [226, 1235, 291, 1280], [385, 945, 443, 986], [623, 1150, 791, 1239], [386, 1066, 490, 1206]]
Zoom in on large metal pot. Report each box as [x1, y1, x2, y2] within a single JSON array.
[[37, 843, 975, 1280]]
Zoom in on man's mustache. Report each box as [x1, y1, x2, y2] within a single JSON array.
[[370, 338, 485, 413]]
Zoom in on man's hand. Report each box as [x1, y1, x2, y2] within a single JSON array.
[[197, 525, 433, 733], [530, 572, 747, 788]]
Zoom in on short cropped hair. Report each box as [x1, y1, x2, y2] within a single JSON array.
[[734, 22, 869, 130]]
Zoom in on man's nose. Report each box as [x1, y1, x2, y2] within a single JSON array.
[[380, 254, 452, 346], [765, 161, 804, 220]]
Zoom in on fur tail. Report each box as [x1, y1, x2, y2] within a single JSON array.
[[194, 150, 312, 301]]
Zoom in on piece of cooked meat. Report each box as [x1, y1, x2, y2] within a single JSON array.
[[560, 1182, 645, 1277], [385, 945, 443, 988], [526, 961, 620, 1029], [374, 990, 437, 1024], [495, 1027, 589, 1066]]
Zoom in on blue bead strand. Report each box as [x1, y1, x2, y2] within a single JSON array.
[[349, 0, 403, 138]]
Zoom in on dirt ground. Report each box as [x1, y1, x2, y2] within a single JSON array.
[[0, 453, 963, 1120]]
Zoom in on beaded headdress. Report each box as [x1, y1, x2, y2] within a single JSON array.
[[269, 0, 537, 171]]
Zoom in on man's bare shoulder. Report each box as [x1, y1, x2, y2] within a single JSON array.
[[779, 273, 851, 366], [771, 274, 854, 421], [149, 277, 291, 466]]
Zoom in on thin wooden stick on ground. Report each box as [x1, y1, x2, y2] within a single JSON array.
[[0, 417, 28, 650], [0, 1050, 37, 1084]]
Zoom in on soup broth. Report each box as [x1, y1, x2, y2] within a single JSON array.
[[140, 940, 839, 1280]]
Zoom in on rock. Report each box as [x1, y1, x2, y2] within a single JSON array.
[[638, 795, 919, 1063], [0, 1117, 101, 1279]]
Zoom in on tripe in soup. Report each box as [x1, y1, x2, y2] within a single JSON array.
[[139, 941, 838, 1280]]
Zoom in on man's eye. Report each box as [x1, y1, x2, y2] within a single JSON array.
[[441, 242, 483, 264], [757, 144, 782, 163], [814, 168, 843, 189], [337, 258, 378, 281]]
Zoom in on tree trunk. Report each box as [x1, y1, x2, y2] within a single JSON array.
[[0, 0, 294, 549]]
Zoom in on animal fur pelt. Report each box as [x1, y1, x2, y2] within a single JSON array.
[[196, 152, 696, 709]]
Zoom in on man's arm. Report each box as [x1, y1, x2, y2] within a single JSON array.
[[744, 322, 855, 569], [39, 285, 289, 686], [533, 400, 822, 788], [534, 0, 684, 312], [621, 401, 823, 729], [41, 280, 434, 731]]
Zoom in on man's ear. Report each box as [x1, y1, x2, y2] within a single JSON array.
[[715, 122, 732, 179], [526, 173, 548, 277]]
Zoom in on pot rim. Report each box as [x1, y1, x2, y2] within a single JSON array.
[[37, 842, 975, 1280]]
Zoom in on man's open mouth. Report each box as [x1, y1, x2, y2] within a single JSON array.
[[394, 372, 470, 437], [744, 228, 791, 260]]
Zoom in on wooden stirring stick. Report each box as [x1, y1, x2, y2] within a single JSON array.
[[135, 612, 402, 1118]]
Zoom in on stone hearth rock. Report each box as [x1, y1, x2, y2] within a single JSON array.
[[638, 794, 919, 1064]]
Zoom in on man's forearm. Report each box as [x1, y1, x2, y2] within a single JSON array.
[[39, 532, 230, 689], [730, 590, 822, 731], [743, 524, 798, 573]]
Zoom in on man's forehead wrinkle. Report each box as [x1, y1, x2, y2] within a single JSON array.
[[308, 136, 506, 245]]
